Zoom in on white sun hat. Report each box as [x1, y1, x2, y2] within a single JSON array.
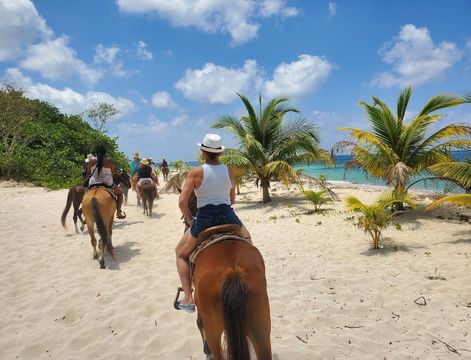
[[198, 133, 225, 153]]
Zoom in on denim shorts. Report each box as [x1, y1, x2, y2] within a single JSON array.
[[190, 204, 243, 238]]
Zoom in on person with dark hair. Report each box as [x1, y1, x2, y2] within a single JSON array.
[[136, 158, 158, 198], [174, 133, 250, 313], [86, 143, 126, 219]]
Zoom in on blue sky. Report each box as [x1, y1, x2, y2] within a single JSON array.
[[1, 0, 470, 162]]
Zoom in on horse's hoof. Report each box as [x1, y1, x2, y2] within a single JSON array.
[[93, 253, 98, 259], [100, 259, 106, 269]]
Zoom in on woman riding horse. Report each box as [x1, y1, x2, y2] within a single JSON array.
[[176, 134, 271, 359], [86, 144, 126, 219], [175, 134, 251, 312]]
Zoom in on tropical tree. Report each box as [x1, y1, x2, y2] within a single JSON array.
[[346, 192, 416, 249], [85, 102, 120, 133], [213, 93, 327, 203], [172, 160, 183, 171], [426, 161, 471, 210], [304, 190, 333, 212], [0, 83, 43, 177], [337, 87, 471, 209]]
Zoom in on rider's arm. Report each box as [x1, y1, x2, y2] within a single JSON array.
[[228, 167, 236, 205], [179, 169, 197, 225]]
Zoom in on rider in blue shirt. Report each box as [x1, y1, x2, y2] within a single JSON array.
[[130, 152, 141, 176]]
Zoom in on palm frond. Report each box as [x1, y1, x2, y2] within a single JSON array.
[[418, 94, 467, 116], [425, 194, 471, 210], [397, 87, 412, 121], [428, 161, 471, 190]]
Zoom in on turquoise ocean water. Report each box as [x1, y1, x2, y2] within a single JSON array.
[[184, 151, 470, 193], [296, 151, 470, 192]]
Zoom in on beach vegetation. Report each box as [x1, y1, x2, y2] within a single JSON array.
[[0, 83, 129, 188], [213, 93, 327, 203], [337, 87, 471, 210], [345, 192, 416, 249], [84, 102, 120, 133], [304, 190, 333, 212], [426, 160, 471, 210], [172, 160, 183, 171]]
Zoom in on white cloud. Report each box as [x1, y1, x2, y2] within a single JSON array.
[[372, 24, 463, 88], [175, 55, 333, 104], [260, 0, 298, 18], [263, 54, 333, 98], [151, 91, 178, 109], [5, 68, 135, 117], [20, 36, 102, 84], [137, 41, 153, 60], [328, 2, 337, 17], [466, 39, 471, 54], [116, 0, 298, 45], [94, 44, 128, 78], [0, 0, 52, 61], [94, 44, 120, 64], [175, 60, 260, 104]]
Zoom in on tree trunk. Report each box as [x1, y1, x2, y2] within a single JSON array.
[[261, 176, 271, 203]]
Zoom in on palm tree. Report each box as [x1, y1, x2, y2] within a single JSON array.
[[346, 192, 416, 249], [337, 87, 471, 209], [213, 93, 326, 203], [426, 160, 471, 210], [304, 190, 333, 212]]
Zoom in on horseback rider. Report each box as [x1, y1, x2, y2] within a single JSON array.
[[130, 152, 141, 177], [175, 134, 251, 313], [136, 158, 158, 198], [86, 143, 126, 219], [160, 157, 169, 181]]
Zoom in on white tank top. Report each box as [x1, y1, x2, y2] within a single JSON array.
[[89, 165, 114, 187], [195, 164, 231, 208]]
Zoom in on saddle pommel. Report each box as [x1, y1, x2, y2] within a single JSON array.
[[197, 224, 242, 243]]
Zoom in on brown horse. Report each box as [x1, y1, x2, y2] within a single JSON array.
[[130, 173, 141, 206], [116, 169, 132, 205], [141, 180, 155, 217], [61, 170, 130, 232], [61, 184, 86, 233], [82, 187, 116, 269], [161, 166, 170, 181], [192, 237, 272, 359]]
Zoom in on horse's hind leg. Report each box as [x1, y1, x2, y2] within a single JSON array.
[[87, 224, 98, 260], [78, 208, 85, 232], [98, 239, 105, 269], [197, 317, 213, 359]]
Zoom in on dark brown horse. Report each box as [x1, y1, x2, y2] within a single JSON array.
[[116, 169, 132, 205], [61, 184, 86, 233], [81, 187, 116, 269], [161, 166, 170, 181], [141, 180, 155, 217]]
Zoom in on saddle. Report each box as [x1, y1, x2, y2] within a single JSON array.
[[89, 184, 118, 201], [189, 224, 252, 266], [174, 224, 252, 311]]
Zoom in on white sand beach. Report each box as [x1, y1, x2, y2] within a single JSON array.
[[0, 176, 470, 359]]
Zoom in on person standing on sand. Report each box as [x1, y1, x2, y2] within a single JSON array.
[[174, 133, 251, 313]]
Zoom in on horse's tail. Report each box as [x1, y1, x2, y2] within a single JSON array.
[[221, 267, 250, 360], [61, 187, 74, 228], [91, 197, 115, 260]]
